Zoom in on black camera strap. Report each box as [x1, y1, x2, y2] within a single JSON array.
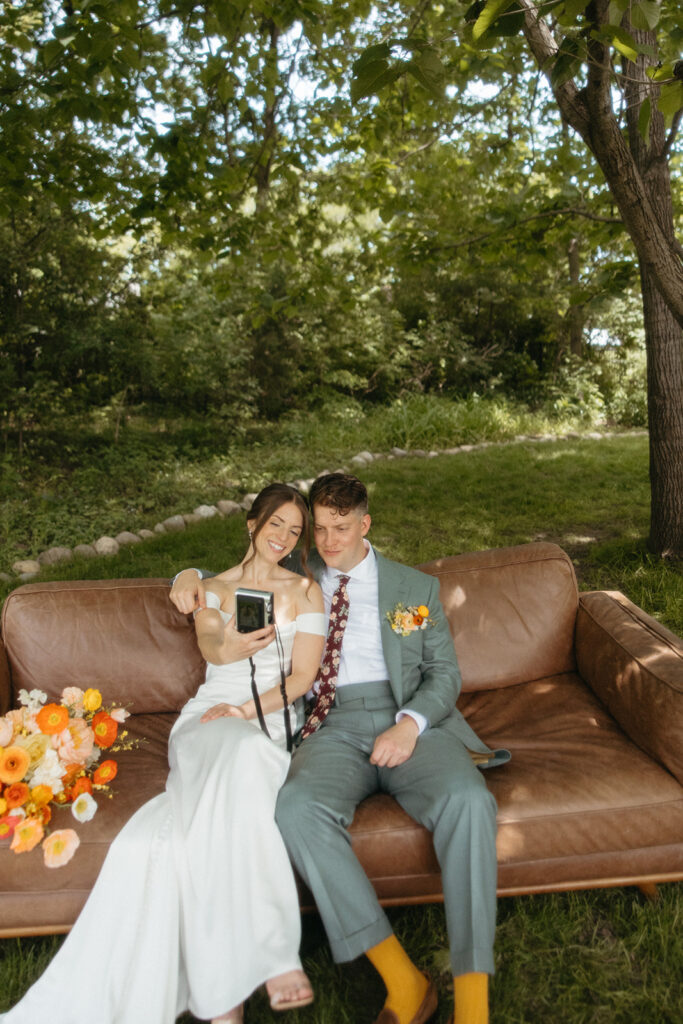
[[248, 626, 293, 753], [275, 628, 293, 753], [248, 657, 271, 739]]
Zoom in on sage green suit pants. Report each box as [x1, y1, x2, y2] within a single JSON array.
[[275, 681, 498, 976]]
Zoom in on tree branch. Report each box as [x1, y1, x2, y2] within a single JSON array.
[[435, 205, 623, 252], [517, 0, 590, 135], [662, 108, 682, 160]]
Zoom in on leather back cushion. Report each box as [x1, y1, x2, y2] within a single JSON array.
[[418, 542, 578, 691], [1, 579, 205, 713]]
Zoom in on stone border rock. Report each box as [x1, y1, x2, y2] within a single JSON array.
[[5, 430, 646, 582]]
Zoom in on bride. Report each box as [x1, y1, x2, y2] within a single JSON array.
[[1, 483, 326, 1024]]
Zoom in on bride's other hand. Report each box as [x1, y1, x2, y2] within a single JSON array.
[[171, 569, 207, 614], [200, 703, 247, 723]]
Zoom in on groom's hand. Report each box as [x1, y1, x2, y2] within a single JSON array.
[[171, 569, 207, 614], [370, 717, 419, 768]]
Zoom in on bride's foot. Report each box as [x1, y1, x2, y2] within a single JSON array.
[[266, 969, 314, 1011], [211, 1004, 243, 1023]]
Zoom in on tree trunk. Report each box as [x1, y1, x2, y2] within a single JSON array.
[[519, 2, 683, 557], [624, 26, 683, 558], [641, 264, 683, 557]]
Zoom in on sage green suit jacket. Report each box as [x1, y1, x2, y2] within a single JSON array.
[[303, 547, 494, 759]]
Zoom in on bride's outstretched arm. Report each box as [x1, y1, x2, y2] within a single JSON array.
[[194, 603, 275, 665]]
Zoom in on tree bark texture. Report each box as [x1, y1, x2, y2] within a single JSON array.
[[624, 27, 683, 558]]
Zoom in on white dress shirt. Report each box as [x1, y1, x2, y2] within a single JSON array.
[[318, 542, 427, 734]]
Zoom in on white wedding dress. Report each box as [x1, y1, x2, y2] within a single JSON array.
[[1, 599, 326, 1024]]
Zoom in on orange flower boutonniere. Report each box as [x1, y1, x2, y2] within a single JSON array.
[[386, 602, 436, 637]]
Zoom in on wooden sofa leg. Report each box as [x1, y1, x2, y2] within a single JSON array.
[[638, 883, 659, 901]]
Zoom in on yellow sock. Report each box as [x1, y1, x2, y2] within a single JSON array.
[[453, 972, 488, 1024], [366, 935, 429, 1023]]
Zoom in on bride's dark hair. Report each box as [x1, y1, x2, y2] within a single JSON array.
[[244, 483, 314, 583]]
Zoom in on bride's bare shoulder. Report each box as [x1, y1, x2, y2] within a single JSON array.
[[211, 566, 242, 584], [292, 574, 323, 611]]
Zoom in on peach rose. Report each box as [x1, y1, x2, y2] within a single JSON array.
[[56, 718, 94, 766], [60, 687, 85, 712], [0, 717, 14, 747], [6, 709, 25, 733]]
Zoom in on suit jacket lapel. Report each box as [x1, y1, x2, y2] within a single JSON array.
[[376, 551, 404, 704]]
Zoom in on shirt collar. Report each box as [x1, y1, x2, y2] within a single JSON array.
[[322, 540, 377, 586]]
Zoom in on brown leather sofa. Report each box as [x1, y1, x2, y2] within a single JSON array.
[[1, 541, 682, 937]]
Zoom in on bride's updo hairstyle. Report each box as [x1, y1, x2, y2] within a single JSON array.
[[245, 483, 314, 583]]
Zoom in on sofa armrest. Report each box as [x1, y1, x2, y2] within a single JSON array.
[[576, 590, 683, 785], [0, 634, 11, 715]]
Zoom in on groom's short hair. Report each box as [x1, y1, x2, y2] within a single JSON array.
[[309, 473, 369, 517]]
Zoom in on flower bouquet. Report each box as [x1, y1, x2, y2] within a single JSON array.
[[386, 602, 435, 637], [0, 687, 139, 868]]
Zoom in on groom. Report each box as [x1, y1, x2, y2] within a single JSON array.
[[171, 473, 506, 1024]]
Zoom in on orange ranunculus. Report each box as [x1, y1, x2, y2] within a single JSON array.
[[61, 762, 83, 788], [83, 689, 102, 713], [36, 703, 69, 736], [10, 816, 44, 853], [69, 776, 93, 798], [93, 760, 117, 786], [4, 782, 30, 809], [91, 711, 117, 749], [38, 804, 52, 826], [31, 785, 54, 806], [43, 828, 80, 868], [0, 746, 30, 784], [413, 614, 424, 626], [417, 605, 429, 618]]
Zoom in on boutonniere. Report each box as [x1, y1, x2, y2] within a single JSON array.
[[386, 602, 435, 637]]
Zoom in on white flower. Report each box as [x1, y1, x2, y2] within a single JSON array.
[[110, 708, 130, 724], [71, 792, 98, 823], [28, 748, 64, 794], [18, 689, 48, 711]]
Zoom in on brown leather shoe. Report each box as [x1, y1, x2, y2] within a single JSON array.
[[372, 978, 438, 1024]]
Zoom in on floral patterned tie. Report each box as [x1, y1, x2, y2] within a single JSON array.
[[301, 574, 350, 738]]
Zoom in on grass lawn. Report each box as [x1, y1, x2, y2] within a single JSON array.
[[1, 433, 682, 1022]]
